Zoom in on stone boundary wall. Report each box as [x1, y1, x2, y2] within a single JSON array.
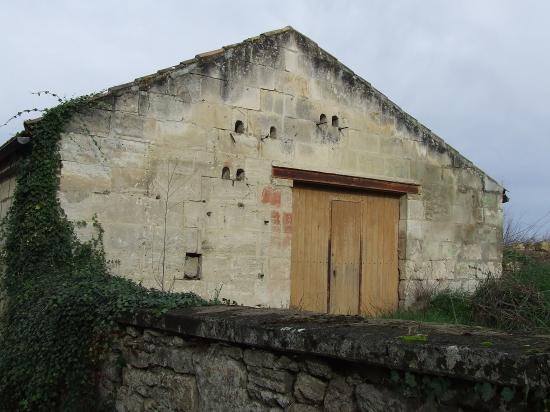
[[100, 306, 550, 411]]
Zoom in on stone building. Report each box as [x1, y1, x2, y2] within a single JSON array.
[[0, 27, 504, 315]]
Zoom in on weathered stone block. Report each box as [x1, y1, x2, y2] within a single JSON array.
[[284, 118, 315, 143], [483, 207, 502, 226], [65, 108, 112, 137], [288, 403, 322, 412], [481, 242, 500, 262], [440, 242, 460, 260], [401, 198, 424, 220], [328, 150, 358, 172], [458, 169, 483, 190], [156, 121, 209, 152], [190, 102, 232, 130], [451, 204, 474, 224], [247, 366, 294, 393], [225, 85, 261, 110], [346, 131, 380, 153], [260, 138, 294, 163], [410, 163, 442, 185], [284, 49, 300, 73], [247, 110, 283, 140], [267, 257, 291, 279], [423, 187, 452, 220], [384, 158, 410, 179], [198, 76, 224, 102], [124, 344, 195, 374], [294, 373, 327, 404], [60, 133, 104, 165], [422, 240, 441, 260], [217, 130, 258, 157], [324, 377, 356, 412], [294, 143, 329, 167], [239, 63, 277, 91], [60, 161, 112, 193], [244, 349, 277, 368], [356, 154, 385, 177], [481, 192, 500, 209], [114, 91, 140, 113], [244, 158, 272, 184], [405, 220, 424, 240], [483, 175, 502, 193], [183, 228, 201, 254], [168, 72, 202, 101], [183, 201, 205, 228], [111, 166, 148, 192], [102, 137, 150, 169], [379, 137, 404, 156], [203, 230, 258, 255], [285, 95, 319, 121], [355, 383, 407, 412], [276, 71, 310, 97], [139, 93, 187, 121], [260, 89, 285, 115], [193, 349, 250, 410], [247, 384, 293, 408]]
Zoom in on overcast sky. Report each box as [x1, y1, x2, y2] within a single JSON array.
[[2, 1, 549, 233]]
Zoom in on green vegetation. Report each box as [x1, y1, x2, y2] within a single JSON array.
[[389, 368, 548, 409], [399, 334, 428, 343], [0, 96, 207, 411], [390, 290, 472, 325], [389, 248, 550, 332]]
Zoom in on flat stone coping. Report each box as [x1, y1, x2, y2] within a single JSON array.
[[120, 305, 550, 389]]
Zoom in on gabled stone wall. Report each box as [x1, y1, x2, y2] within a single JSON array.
[[56, 28, 503, 307]]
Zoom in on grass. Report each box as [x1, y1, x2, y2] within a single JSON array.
[[389, 247, 550, 332], [389, 290, 473, 325]]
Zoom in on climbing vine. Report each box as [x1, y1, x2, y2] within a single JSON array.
[[388, 368, 548, 410], [0, 95, 206, 411]]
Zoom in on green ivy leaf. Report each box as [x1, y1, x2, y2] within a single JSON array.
[[405, 372, 417, 388]]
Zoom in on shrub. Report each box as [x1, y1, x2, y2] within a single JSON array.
[[0, 95, 207, 411], [471, 253, 550, 331], [390, 248, 550, 333]]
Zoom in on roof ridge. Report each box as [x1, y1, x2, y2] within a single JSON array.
[[108, 26, 297, 94], [9, 26, 503, 187]]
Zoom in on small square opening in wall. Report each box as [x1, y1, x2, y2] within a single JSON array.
[[184, 253, 202, 280]]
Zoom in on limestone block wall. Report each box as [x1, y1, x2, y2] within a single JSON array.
[[57, 28, 503, 308]]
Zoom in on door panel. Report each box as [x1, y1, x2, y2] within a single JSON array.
[[360, 195, 400, 316], [290, 184, 399, 316], [290, 186, 330, 311], [329, 201, 361, 315]]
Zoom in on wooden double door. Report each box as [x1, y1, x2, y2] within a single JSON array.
[[290, 184, 400, 316]]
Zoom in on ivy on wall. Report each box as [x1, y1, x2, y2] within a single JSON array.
[[0, 95, 206, 411]]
